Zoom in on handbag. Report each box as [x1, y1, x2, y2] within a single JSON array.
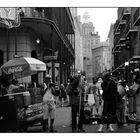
[[88, 93, 95, 105]]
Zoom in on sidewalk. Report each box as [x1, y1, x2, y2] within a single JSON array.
[[27, 106, 137, 133]]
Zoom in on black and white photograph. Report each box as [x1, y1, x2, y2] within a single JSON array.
[[0, 1, 140, 137]]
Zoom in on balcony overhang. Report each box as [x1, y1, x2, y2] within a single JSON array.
[[113, 43, 126, 52], [114, 31, 120, 35], [112, 50, 121, 54], [128, 56, 140, 62], [118, 20, 126, 29], [118, 37, 126, 44], [121, 11, 131, 20], [133, 16, 140, 26], [126, 28, 138, 37], [20, 17, 75, 57]]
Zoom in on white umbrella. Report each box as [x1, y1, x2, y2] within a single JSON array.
[[0, 57, 46, 78]]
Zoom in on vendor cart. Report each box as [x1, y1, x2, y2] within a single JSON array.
[[0, 57, 46, 132]]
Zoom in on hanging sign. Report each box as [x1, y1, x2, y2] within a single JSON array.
[[0, 8, 21, 28], [44, 55, 57, 61]]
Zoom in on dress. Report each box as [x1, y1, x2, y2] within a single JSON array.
[[43, 88, 56, 119], [100, 79, 118, 124]]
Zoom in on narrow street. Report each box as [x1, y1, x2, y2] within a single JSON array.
[[27, 106, 136, 133]]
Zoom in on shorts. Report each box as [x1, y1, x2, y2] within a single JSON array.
[[43, 100, 56, 119]]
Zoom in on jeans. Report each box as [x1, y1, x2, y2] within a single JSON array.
[[71, 105, 84, 130]]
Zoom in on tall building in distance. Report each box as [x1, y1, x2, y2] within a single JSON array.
[[70, 8, 83, 72], [82, 12, 100, 83], [107, 24, 115, 71], [92, 42, 110, 77]]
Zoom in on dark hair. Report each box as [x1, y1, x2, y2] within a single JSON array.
[[71, 76, 79, 89], [11, 79, 18, 85], [103, 73, 110, 81]]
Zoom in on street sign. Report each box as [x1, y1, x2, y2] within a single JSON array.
[[44, 55, 57, 61]]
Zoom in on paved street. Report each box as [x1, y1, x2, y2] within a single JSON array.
[[27, 106, 136, 133]]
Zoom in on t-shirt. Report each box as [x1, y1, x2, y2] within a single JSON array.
[[43, 88, 55, 101]]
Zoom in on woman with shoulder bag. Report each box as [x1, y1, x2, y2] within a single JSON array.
[[42, 80, 57, 132]]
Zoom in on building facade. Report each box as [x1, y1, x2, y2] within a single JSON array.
[[92, 42, 110, 77], [82, 12, 100, 83], [0, 7, 75, 85], [113, 7, 140, 81], [107, 24, 115, 71], [70, 8, 83, 72]]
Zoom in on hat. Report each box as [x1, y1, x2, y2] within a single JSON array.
[[45, 74, 51, 79]]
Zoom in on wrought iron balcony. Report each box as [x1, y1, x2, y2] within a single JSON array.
[[112, 50, 121, 55], [114, 34, 120, 47], [133, 8, 140, 26], [126, 27, 138, 37], [114, 19, 126, 32], [121, 8, 131, 20], [113, 43, 126, 53], [118, 37, 126, 44]]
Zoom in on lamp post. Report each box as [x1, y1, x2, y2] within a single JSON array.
[[125, 61, 129, 83]]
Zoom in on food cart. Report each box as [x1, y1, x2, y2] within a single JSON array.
[[0, 57, 46, 132]]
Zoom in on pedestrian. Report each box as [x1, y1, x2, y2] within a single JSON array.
[[42, 76, 57, 132], [98, 73, 118, 132], [131, 75, 140, 132], [88, 77, 99, 117], [67, 75, 85, 132], [128, 77, 139, 120], [116, 80, 127, 127], [59, 83, 66, 107]]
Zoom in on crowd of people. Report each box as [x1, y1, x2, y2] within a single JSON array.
[[85, 73, 140, 133], [1, 72, 140, 133]]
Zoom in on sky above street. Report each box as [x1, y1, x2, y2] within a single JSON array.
[[77, 8, 118, 42]]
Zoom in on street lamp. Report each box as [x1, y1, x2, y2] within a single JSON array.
[[125, 61, 129, 66], [36, 38, 40, 44]]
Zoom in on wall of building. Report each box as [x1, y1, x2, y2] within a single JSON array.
[[0, 27, 44, 84], [70, 8, 84, 72], [81, 16, 100, 83], [107, 24, 114, 70], [92, 42, 110, 77]]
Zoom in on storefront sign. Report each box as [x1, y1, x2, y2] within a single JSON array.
[[0, 8, 20, 28], [7, 66, 23, 74]]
